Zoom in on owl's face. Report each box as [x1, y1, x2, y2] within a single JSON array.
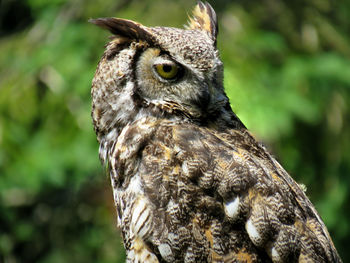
[[134, 28, 220, 112], [91, 3, 239, 148]]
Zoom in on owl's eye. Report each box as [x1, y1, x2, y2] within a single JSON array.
[[154, 63, 181, 80]]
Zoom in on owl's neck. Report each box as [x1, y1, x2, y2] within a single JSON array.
[[204, 104, 246, 131], [95, 94, 245, 149], [94, 84, 246, 166], [97, 102, 245, 167]]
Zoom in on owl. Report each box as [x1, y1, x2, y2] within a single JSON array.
[[90, 2, 341, 262]]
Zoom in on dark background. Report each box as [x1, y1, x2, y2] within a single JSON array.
[[0, 0, 349, 262]]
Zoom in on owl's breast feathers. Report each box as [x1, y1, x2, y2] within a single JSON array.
[[107, 117, 341, 263]]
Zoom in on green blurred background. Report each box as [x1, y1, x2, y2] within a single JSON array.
[[0, 0, 349, 262]]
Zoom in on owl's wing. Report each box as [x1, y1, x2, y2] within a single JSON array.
[[112, 119, 341, 262]]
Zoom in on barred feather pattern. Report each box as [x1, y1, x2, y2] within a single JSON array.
[[103, 117, 340, 262]]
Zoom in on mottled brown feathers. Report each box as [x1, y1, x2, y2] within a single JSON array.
[[109, 119, 340, 262], [90, 1, 342, 262]]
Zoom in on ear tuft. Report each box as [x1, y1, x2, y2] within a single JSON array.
[[186, 2, 218, 45], [89, 17, 155, 44]]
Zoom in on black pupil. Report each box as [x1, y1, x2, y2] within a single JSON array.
[[162, 65, 173, 73]]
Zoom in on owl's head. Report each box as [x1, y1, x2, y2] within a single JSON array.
[[91, 2, 244, 144]]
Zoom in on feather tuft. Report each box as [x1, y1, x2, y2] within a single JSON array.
[[89, 17, 155, 44], [186, 1, 218, 44]]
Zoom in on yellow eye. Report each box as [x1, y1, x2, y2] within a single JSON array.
[[155, 63, 179, 80]]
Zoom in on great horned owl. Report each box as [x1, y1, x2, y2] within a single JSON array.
[[90, 2, 341, 262]]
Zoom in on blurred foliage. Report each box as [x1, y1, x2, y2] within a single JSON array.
[[0, 0, 349, 262]]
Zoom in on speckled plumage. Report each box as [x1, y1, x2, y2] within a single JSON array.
[[90, 2, 341, 262]]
